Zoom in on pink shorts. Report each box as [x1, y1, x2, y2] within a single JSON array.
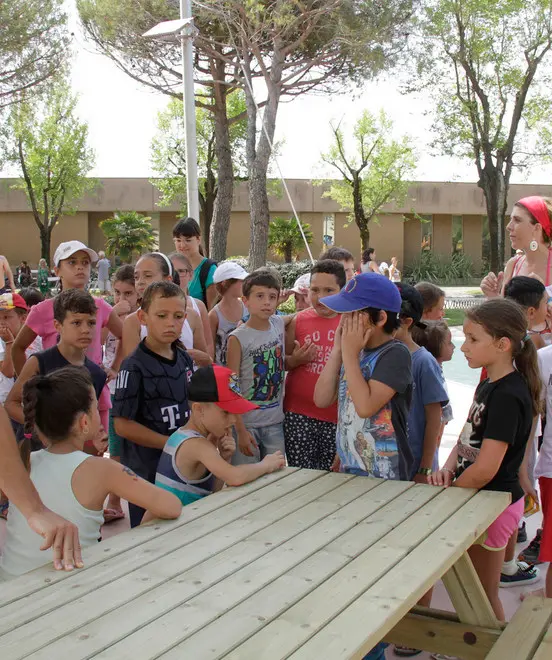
[[539, 477, 552, 562], [478, 497, 524, 551]]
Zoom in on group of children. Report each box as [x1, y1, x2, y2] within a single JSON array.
[[1, 221, 551, 660]]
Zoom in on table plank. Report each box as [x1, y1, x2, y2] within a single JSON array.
[[288, 489, 508, 660], [216, 487, 481, 660], [0, 467, 302, 607], [157, 483, 458, 660], [1, 469, 335, 657], [534, 620, 552, 660], [28, 478, 401, 660]]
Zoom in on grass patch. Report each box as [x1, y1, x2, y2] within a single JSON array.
[[466, 288, 483, 296], [444, 308, 465, 327]]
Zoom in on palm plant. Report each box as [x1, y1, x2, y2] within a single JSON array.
[[268, 217, 313, 263], [100, 211, 157, 262]]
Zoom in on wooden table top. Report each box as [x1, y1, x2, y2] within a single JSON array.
[[0, 468, 509, 659]]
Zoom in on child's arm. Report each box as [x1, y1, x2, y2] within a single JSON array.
[[0, 330, 15, 378], [415, 402, 443, 483], [453, 438, 508, 490], [429, 445, 458, 487], [208, 307, 219, 353], [313, 318, 343, 408], [519, 416, 539, 501], [121, 313, 141, 359], [5, 356, 40, 424], [195, 299, 214, 358], [187, 309, 212, 366], [226, 335, 257, 456], [106, 308, 123, 339], [12, 325, 37, 376], [113, 418, 168, 450], [177, 436, 285, 488]]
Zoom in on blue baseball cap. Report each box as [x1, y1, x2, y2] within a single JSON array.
[[320, 272, 402, 314]]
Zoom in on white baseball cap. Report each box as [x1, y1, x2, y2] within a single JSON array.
[[213, 261, 248, 284], [291, 273, 310, 294], [53, 241, 99, 267]]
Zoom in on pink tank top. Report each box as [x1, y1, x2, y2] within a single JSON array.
[[284, 307, 340, 424], [512, 249, 552, 285]]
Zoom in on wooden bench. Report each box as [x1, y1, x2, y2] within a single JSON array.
[[485, 596, 552, 659]]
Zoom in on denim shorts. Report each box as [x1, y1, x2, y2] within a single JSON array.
[[232, 422, 285, 465]]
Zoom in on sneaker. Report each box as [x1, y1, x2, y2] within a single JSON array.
[[517, 521, 527, 543], [500, 561, 540, 587], [518, 529, 543, 565], [393, 647, 422, 657]]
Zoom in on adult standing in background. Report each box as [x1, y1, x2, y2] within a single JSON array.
[[360, 248, 380, 273], [0, 255, 15, 292], [96, 251, 111, 294]]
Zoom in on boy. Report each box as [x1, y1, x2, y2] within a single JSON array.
[[314, 272, 413, 481], [113, 281, 193, 527], [155, 365, 285, 506], [284, 260, 346, 470], [394, 283, 448, 481], [0, 293, 33, 403], [227, 271, 286, 464], [504, 275, 549, 349], [5, 289, 107, 451], [320, 246, 356, 281], [415, 282, 445, 320]]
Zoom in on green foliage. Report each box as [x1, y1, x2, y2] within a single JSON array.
[[444, 308, 465, 327], [404, 251, 475, 285], [0, 0, 67, 110], [100, 211, 158, 262], [278, 297, 296, 315], [150, 90, 247, 212], [1, 81, 96, 261], [268, 217, 314, 263], [273, 260, 313, 288], [320, 110, 416, 249]]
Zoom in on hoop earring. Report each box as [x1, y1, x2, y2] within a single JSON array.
[[530, 240, 538, 252]]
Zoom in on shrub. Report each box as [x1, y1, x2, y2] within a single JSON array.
[[404, 252, 474, 285]]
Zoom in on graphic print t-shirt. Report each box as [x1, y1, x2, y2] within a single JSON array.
[[337, 340, 413, 480], [456, 371, 532, 502], [230, 315, 285, 428], [112, 340, 194, 483]]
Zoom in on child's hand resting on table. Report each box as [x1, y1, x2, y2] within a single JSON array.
[[429, 468, 454, 488]]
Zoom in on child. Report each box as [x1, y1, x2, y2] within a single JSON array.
[[113, 281, 194, 527], [122, 252, 210, 366], [430, 298, 539, 620], [226, 270, 286, 464], [320, 246, 356, 281], [172, 217, 217, 309], [288, 273, 311, 312], [504, 275, 550, 348], [284, 259, 346, 470], [395, 283, 449, 480], [0, 367, 181, 578], [103, 265, 139, 522], [314, 272, 413, 481], [5, 289, 108, 454], [156, 365, 285, 504], [170, 251, 214, 358], [11, 241, 123, 433], [415, 282, 445, 320], [37, 258, 50, 297], [208, 261, 248, 365], [0, 293, 35, 404]]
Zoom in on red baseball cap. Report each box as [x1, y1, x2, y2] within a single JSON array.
[[188, 365, 258, 414], [0, 293, 28, 311]]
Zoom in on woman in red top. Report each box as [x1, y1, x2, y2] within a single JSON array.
[[284, 260, 345, 470]]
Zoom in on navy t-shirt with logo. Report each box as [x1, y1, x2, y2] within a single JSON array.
[[112, 340, 194, 485]]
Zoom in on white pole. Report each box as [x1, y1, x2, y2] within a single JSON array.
[[180, 0, 200, 222]]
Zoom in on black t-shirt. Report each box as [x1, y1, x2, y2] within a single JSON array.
[[35, 346, 107, 401], [456, 371, 532, 502], [112, 340, 194, 483]]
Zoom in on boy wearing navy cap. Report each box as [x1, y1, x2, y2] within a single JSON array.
[[314, 273, 414, 481]]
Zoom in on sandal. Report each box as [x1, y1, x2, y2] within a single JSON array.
[[103, 508, 125, 523], [0, 500, 9, 520]]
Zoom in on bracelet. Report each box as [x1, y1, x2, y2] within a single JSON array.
[[3, 340, 13, 344], [417, 467, 432, 476], [442, 468, 455, 476]]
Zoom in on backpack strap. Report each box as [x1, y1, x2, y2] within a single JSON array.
[[198, 258, 216, 305]]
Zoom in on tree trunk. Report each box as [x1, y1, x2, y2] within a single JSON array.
[[478, 165, 508, 273], [249, 171, 271, 270], [359, 226, 370, 252], [199, 170, 216, 256], [284, 243, 292, 263], [41, 225, 52, 264], [352, 173, 370, 254]]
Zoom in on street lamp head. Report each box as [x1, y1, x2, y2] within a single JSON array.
[[142, 18, 194, 41]]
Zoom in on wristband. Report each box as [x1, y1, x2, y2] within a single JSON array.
[[417, 467, 432, 476], [443, 468, 455, 476]]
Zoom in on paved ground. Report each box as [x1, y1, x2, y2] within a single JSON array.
[[442, 286, 483, 297]]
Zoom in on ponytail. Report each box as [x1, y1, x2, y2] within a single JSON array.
[[515, 336, 541, 416], [20, 377, 40, 471]]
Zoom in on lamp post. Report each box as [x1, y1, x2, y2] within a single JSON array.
[[143, 4, 200, 222]]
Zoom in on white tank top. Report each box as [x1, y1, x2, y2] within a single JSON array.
[[140, 320, 193, 349], [1, 450, 104, 577]]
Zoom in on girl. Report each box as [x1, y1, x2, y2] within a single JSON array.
[[155, 364, 285, 506], [121, 252, 210, 365], [172, 217, 217, 309], [113, 281, 194, 527], [360, 248, 379, 274], [481, 196, 552, 297], [37, 258, 50, 297], [102, 265, 139, 522], [0, 367, 181, 577], [208, 261, 248, 365], [430, 298, 540, 621], [416, 282, 445, 320], [11, 241, 123, 433], [169, 251, 214, 359], [389, 256, 401, 283]]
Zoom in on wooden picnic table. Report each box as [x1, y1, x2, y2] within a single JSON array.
[[0, 467, 511, 659]]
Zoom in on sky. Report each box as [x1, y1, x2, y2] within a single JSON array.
[[3, 1, 552, 184]]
